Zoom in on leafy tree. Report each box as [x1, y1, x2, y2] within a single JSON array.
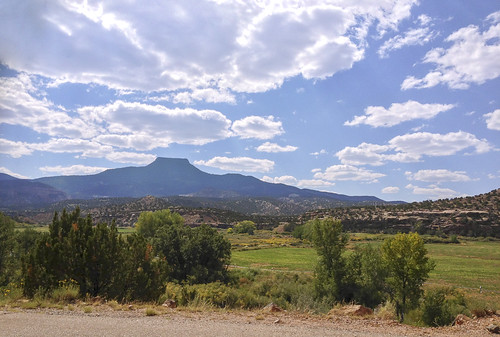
[[381, 232, 435, 322], [291, 221, 314, 240], [311, 218, 348, 303], [153, 217, 188, 281], [344, 244, 388, 308], [0, 212, 16, 286], [136, 209, 184, 238], [233, 220, 256, 235], [139, 209, 232, 284], [183, 224, 231, 283]]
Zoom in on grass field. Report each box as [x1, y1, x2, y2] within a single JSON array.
[[231, 247, 317, 271], [230, 234, 500, 309]]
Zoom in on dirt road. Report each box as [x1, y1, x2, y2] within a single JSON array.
[[0, 308, 493, 337]]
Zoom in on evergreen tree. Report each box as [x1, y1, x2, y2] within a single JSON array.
[[0, 212, 16, 286]]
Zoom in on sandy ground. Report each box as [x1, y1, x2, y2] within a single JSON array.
[[0, 307, 496, 337]]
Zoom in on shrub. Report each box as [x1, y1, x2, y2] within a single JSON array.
[[0, 282, 23, 305], [163, 282, 238, 308], [145, 307, 158, 316], [161, 271, 321, 312], [234, 221, 256, 235], [375, 301, 397, 320], [50, 280, 79, 303], [421, 287, 468, 326], [344, 244, 387, 308]]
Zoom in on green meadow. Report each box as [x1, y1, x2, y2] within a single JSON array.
[[230, 234, 500, 308]]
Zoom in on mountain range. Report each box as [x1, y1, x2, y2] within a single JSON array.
[[0, 157, 391, 209]]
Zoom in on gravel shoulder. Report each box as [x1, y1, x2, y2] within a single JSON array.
[[0, 306, 495, 337]]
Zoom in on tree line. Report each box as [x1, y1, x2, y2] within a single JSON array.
[[1, 210, 450, 325], [1, 209, 230, 302], [305, 218, 435, 322]]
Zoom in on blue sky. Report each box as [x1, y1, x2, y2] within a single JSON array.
[[0, 0, 499, 202]]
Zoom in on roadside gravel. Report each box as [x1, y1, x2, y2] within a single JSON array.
[[0, 307, 494, 337]]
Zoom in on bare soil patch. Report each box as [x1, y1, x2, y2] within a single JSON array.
[[1, 306, 496, 337]]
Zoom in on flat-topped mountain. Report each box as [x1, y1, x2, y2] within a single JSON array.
[[1, 158, 393, 210], [21, 157, 385, 203]]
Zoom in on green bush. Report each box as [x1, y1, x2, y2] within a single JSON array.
[[145, 307, 158, 316], [163, 282, 238, 308], [50, 280, 79, 303], [234, 221, 256, 235], [0, 282, 23, 305], [421, 287, 468, 326], [161, 271, 322, 311]]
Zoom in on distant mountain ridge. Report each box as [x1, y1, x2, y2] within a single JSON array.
[[1, 157, 388, 209], [35, 157, 384, 201], [0, 174, 67, 207]]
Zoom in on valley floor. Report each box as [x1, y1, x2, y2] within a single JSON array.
[[0, 307, 495, 337]]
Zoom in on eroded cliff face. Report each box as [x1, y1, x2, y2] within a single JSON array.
[[300, 189, 500, 237]]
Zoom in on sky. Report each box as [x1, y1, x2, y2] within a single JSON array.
[[0, 0, 499, 202]]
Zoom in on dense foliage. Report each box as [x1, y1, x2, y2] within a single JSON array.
[[0, 212, 16, 286], [382, 232, 435, 322], [310, 218, 434, 322], [1, 210, 482, 327], [21, 208, 230, 301], [137, 209, 231, 283], [233, 220, 257, 235], [311, 218, 348, 303]]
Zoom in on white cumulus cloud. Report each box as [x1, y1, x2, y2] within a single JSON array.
[[406, 184, 462, 199], [345, 101, 454, 128], [382, 186, 400, 194], [336, 143, 397, 166], [406, 169, 471, 183], [261, 175, 298, 185], [40, 165, 109, 176], [485, 109, 500, 131], [0, 139, 33, 158], [378, 15, 437, 58], [0, 1, 418, 96], [297, 179, 335, 188], [262, 175, 334, 188], [0, 75, 97, 139], [256, 142, 297, 153], [194, 156, 274, 173], [171, 88, 236, 105], [402, 11, 500, 90], [79, 101, 233, 148], [231, 116, 284, 140], [313, 165, 385, 183], [389, 131, 491, 157], [25, 138, 156, 165], [337, 131, 492, 166]]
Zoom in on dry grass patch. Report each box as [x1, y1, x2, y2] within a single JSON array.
[[145, 307, 158, 316]]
